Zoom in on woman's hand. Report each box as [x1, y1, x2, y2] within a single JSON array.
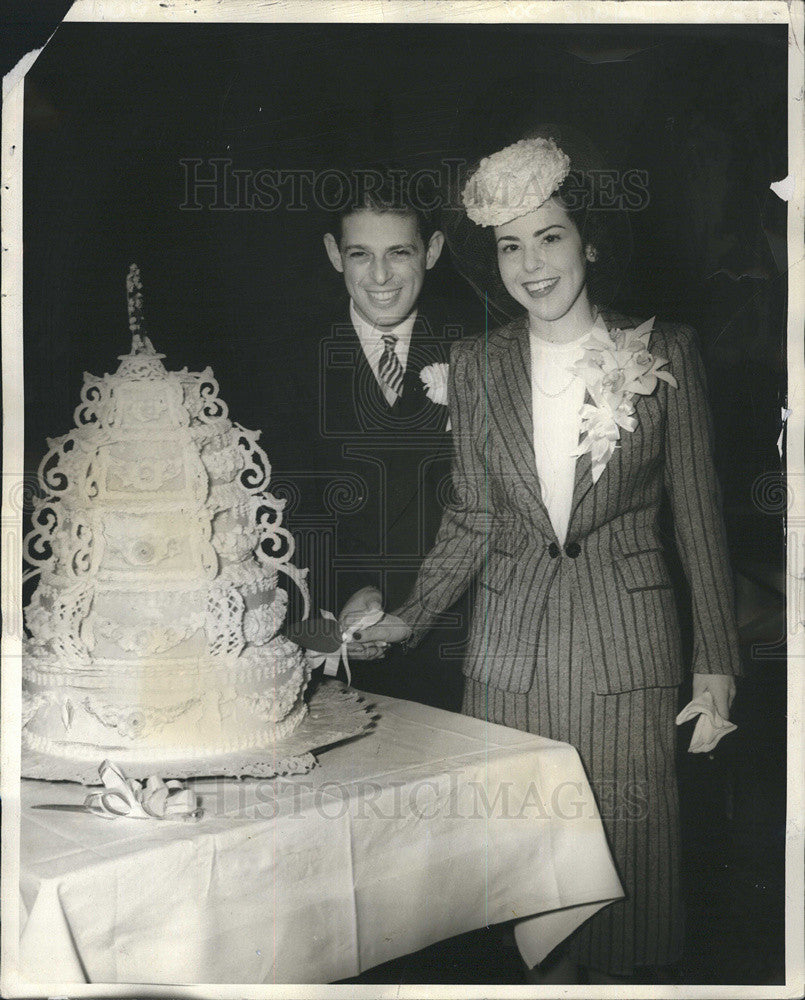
[[340, 586, 412, 660], [340, 586, 384, 630], [692, 672, 737, 720]]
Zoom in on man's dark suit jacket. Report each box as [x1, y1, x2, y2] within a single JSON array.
[[272, 294, 479, 709]]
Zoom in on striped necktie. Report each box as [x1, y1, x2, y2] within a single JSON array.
[[378, 333, 404, 400]]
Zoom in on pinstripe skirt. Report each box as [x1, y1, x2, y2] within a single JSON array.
[[463, 567, 684, 974]]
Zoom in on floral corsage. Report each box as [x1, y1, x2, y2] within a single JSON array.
[[571, 317, 678, 483], [420, 363, 451, 430]]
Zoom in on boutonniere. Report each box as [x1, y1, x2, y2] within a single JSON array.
[[570, 317, 678, 483], [420, 363, 451, 430]]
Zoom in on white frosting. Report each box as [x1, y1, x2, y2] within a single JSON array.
[[22, 336, 311, 775]]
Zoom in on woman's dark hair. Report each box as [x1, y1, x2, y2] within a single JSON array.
[[325, 163, 440, 246], [441, 124, 632, 323]]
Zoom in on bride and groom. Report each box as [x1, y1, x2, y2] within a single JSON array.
[[302, 127, 740, 983]]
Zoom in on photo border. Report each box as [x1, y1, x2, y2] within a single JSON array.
[[2, 2, 802, 997]]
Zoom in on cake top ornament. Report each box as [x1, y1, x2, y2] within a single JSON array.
[[126, 263, 152, 349], [462, 137, 571, 228]]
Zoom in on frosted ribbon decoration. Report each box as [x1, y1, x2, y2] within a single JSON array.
[[307, 608, 386, 687], [84, 759, 203, 821]]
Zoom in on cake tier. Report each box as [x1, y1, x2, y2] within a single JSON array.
[[22, 637, 311, 762], [28, 418, 286, 586], [25, 571, 287, 662]]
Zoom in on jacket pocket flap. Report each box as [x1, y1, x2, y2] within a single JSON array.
[[615, 548, 671, 592], [479, 547, 521, 595]]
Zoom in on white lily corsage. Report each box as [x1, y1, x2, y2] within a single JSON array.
[[420, 363, 451, 430], [570, 317, 678, 483]]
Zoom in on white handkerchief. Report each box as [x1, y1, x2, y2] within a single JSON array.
[[675, 690, 737, 753]]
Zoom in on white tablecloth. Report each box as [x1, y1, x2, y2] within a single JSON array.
[[17, 694, 623, 986]]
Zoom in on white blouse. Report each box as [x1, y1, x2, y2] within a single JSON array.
[[529, 316, 604, 545]]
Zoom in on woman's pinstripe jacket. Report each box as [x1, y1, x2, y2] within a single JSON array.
[[396, 309, 743, 695]]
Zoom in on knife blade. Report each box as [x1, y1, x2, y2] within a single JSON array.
[[30, 804, 92, 813], [30, 803, 204, 821]]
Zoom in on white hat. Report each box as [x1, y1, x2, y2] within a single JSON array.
[[461, 137, 571, 228]]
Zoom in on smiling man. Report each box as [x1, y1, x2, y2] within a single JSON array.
[[274, 169, 478, 708], [322, 196, 445, 398]]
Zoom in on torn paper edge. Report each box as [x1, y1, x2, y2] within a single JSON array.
[[1, 2, 803, 999]]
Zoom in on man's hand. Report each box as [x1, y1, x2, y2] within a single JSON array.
[[692, 673, 737, 720]]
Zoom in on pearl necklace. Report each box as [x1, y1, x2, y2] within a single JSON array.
[[533, 352, 579, 398], [534, 371, 576, 398], [536, 375, 576, 399], [531, 311, 598, 399]]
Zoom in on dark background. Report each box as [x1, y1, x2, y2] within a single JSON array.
[[12, 17, 788, 986], [22, 22, 787, 574]]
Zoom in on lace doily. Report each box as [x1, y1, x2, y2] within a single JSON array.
[[21, 681, 379, 785]]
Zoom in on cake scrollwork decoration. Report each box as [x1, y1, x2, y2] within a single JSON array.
[[21, 265, 313, 782]]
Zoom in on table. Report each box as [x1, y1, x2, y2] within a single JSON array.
[[17, 694, 623, 986]]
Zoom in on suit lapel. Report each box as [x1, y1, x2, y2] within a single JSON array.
[[393, 312, 428, 418], [488, 318, 558, 541], [390, 309, 449, 425], [318, 308, 362, 436], [567, 403, 596, 527], [566, 307, 642, 534], [337, 305, 399, 419]]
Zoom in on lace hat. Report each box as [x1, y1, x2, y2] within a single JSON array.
[[461, 136, 571, 228]]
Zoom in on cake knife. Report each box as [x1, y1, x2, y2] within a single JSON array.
[[30, 803, 203, 820], [30, 804, 93, 813]]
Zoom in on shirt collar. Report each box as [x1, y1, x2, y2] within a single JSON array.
[[349, 299, 418, 348]]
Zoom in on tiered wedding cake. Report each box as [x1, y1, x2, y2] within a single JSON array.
[[22, 266, 312, 774]]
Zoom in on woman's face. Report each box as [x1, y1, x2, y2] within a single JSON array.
[[494, 198, 589, 325]]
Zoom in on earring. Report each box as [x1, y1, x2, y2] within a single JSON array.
[[585, 245, 598, 263]]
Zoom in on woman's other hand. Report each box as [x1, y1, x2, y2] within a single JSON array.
[[692, 672, 737, 720], [346, 640, 389, 661]]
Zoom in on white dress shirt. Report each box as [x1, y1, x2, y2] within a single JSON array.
[[350, 299, 416, 406], [530, 314, 606, 545]]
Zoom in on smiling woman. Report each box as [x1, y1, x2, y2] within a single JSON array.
[[443, 125, 632, 327], [494, 199, 591, 340], [351, 124, 744, 983]]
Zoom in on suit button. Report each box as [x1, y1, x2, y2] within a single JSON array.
[[548, 542, 561, 559], [565, 541, 581, 558]]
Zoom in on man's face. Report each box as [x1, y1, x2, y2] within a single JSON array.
[[324, 210, 443, 328]]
